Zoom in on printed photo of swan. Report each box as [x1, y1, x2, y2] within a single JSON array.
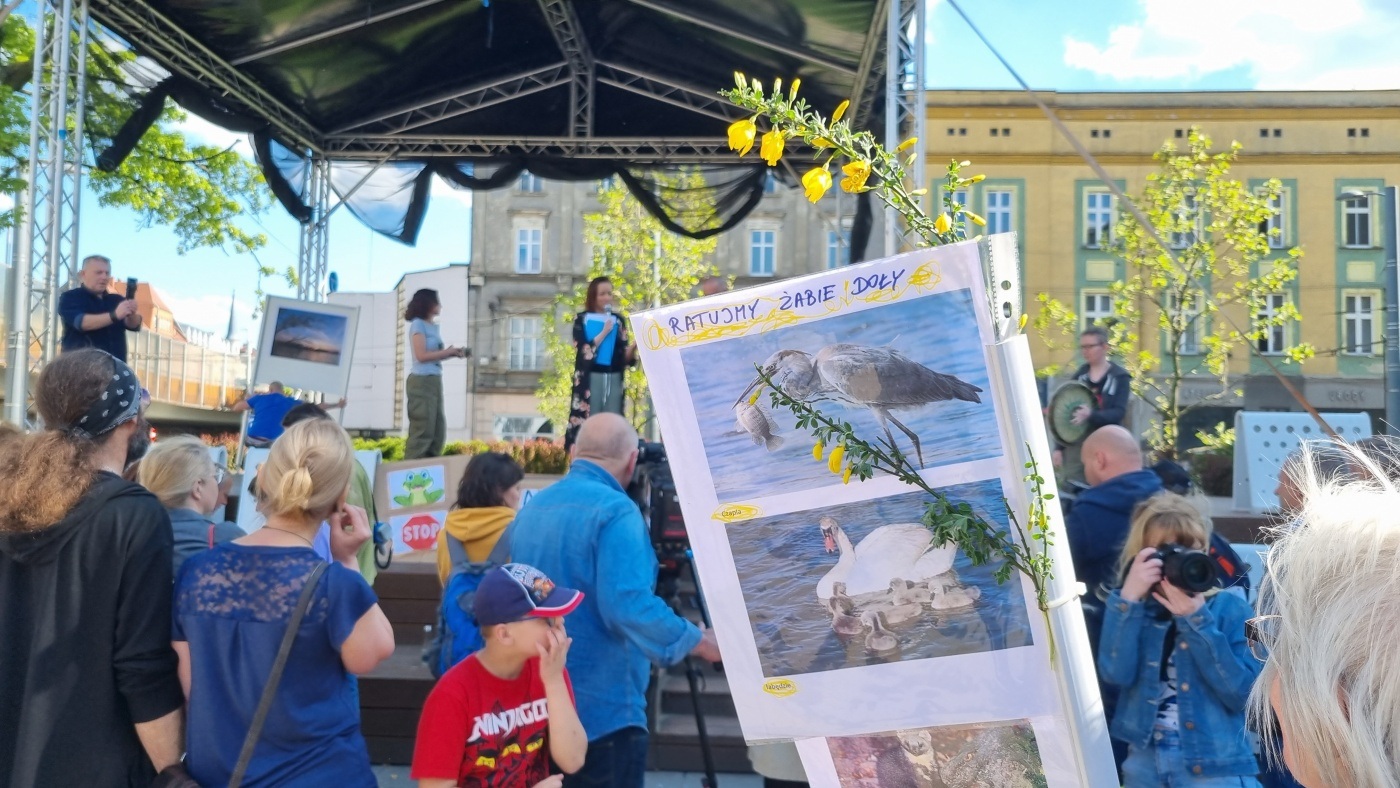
[[269, 307, 348, 366], [679, 288, 999, 502], [825, 720, 1046, 788], [728, 480, 1033, 677]]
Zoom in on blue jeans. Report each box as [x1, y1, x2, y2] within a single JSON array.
[[564, 726, 648, 788], [1124, 730, 1261, 788]]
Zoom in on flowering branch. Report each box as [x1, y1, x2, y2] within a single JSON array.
[[721, 74, 986, 247]]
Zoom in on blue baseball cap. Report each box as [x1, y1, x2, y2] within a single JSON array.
[[474, 563, 584, 626]]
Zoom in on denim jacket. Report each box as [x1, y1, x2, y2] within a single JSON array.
[[509, 460, 702, 739], [1098, 588, 1261, 777]]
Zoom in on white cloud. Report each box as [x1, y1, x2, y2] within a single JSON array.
[[1063, 0, 1400, 90], [430, 175, 474, 211], [175, 114, 248, 152], [160, 291, 256, 338]]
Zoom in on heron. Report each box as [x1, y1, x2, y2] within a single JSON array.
[[734, 344, 983, 465]]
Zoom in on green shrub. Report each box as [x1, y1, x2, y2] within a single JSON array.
[[351, 436, 566, 474]]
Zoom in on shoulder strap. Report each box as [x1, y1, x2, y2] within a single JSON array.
[[228, 561, 329, 788], [208, 523, 217, 549], [445, 532, 468, 566], [485, 521, 514, 566]]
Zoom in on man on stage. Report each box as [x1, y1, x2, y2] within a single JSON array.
[[57, 255, 142, 362]]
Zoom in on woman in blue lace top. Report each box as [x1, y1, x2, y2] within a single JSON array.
[[173, 419, 395, 786]]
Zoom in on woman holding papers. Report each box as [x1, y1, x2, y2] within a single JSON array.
[[564, 276, 635, 452]]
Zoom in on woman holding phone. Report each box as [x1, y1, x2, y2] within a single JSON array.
[[403, 289, 466, 459], [564, 276, 635, 452]]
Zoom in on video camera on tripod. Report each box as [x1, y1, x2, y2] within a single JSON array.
[[627, 439, 689, 558]]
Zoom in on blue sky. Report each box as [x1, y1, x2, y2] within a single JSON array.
[[61, 0, 1400, 336]]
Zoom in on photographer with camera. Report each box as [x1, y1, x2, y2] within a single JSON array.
[[1098, 493, 1261, 787], [510, 413, 720, 788]]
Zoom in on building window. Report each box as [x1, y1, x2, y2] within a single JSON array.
[[494, 415, 554, 441], [1343, 193, 1372, 247], [1257, 189, 1288, 249], [596, 175, 616, 192], [1255, 293, 1287, 355], [1171, 191, 1200, 249], [1084, 190, 1114, 247], [518, 172, 543, 193], [826, 228, 850, 269], [990, 128, 999, 137], [749, 227, 777, 276], [952, 189, 969, 210], [1169, 293, 1201, 355], [1081, 290, 1114, 330], [1343, 291, 1378, 356], [514, 219, 544, 274], [507, 316, 546, 370], [763, 172, 780, 194], [985, 190, 1013, 235]]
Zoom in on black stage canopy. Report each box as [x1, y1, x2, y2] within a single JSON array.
[[92, 0, 887, 248]]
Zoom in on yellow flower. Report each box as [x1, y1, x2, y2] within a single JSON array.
[[1018, 313, 1029, 331], [728, 118, 756, 156], [896, 136, 919, 152], [827, 444, 846, 474], [964, 210, 987, 227], [842, 465, 853, 485], [812, 137, 834, 148], [760, 129, 786, 166], [832, 99, 850, 122], [966, 173, 986, 184], [934, 212, 951, 234], [773, 77, 782, 96], [840, 160, 871, 192], [801, 166, 832, 203], [734, 71, 747, 89], [812, 440, 825, 461], [789, 78, 801, 97]]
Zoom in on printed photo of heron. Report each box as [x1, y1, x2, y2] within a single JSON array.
[[680, 287, 999, 502], [729, 480, 1033, 678], [825, 719, 1046, 788]]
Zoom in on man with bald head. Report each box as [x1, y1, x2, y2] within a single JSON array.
[[510, 413, 720, 788], [1067, 425, 1162, 595]]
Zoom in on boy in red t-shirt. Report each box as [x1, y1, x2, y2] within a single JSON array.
[[412, 563, 588, 788]]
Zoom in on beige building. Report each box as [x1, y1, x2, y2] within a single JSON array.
[[925, 89, 1400, 435], [465, 171, 876, 441]]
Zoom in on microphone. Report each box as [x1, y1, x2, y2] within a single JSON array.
[[604, 303, 613, 316]]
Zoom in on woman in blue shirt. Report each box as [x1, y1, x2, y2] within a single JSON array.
[[138, 435, 243, 575], [173, 419, 395, 786], [1098, 493, 1261, 787], [403, 289, 466, 459]]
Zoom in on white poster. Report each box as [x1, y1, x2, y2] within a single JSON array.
[[253, 296, 360, 397], [634, 239, 1112, 785]]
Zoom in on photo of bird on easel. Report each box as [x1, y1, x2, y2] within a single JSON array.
[[681, 286, 999, 502]]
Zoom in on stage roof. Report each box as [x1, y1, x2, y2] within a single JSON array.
[[91, 0, 890, 163]]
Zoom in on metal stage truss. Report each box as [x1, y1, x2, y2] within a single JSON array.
[[6, 0, 924, 422]]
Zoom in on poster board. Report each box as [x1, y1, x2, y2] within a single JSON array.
[[1232, 410, 1370, 511], [253, 296, 361, 397], [375, 455, 471, 554], [633, 239, 1115, 786]]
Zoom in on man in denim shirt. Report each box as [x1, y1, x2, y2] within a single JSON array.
[[510, 413, 721, 788]]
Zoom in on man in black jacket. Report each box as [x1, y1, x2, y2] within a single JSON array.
[[0, 349, 185, 787], [57, 254, 142, 362], [1052, 324, 1132, 489]]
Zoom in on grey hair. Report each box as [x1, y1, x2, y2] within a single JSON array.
[[1248, 441, 1400, 786], [139, 435, 217, 509]]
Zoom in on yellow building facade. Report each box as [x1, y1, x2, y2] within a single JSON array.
[[925, 89, 1400, 427]]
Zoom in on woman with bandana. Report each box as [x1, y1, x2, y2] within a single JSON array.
[[0, 349, 188, 787]]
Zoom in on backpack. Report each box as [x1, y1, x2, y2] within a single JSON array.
[[422, 524, 513, 679], [1208, 531, 1252, 602]]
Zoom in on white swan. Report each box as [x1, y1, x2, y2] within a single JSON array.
[[816, 516, 959, 599]]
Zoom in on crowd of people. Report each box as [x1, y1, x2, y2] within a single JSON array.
[[4, 298, 1400, 788]]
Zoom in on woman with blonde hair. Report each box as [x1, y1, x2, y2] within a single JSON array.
[[140, 435, 243, 574], [1098, 492, 1261, 787], [173, 418, 394, 786], [1247, 444, 1400, 787]]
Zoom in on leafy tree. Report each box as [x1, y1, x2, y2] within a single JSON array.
[[0, 13, 274, 265], [1035, 128, 1313, 459], [536, 174, 720, 433]]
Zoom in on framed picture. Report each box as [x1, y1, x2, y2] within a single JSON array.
[[253, 296, 360, 396]]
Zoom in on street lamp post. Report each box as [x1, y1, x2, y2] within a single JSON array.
[[1341, 187, 1400, 433]]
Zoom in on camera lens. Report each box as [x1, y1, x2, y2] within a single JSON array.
[[1156, 544, 1220, 594]]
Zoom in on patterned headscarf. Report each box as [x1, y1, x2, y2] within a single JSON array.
[[65, 354, 142, 440]]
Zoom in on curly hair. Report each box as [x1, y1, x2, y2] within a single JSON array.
[[0, 350, 120, 532], [404, 288, 440, 322]]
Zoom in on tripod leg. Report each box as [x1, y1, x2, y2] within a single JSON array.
[[685, 655, 719, 788]]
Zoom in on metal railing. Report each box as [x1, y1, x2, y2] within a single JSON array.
[[127, 329, 251, 409]]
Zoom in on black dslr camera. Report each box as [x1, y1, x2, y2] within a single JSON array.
[[627, 440, 687, 555], [1153, 543, 1218, 594]]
